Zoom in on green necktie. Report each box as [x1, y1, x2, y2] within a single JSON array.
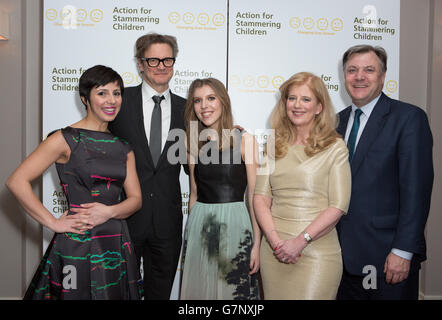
[[347, 108, 363, 163]]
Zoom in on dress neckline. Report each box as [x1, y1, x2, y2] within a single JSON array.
[[68, 126, 112, 134]]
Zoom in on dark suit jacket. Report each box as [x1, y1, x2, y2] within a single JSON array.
[[336, 93, 433, 276], [108, 84, 188, 242]]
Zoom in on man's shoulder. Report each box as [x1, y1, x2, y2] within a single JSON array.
[[121, 85, 142, 104], [170, 91, 186, 104], [338, 105, 352, 116], [123, 84, 142, 96], [170, 91, 187, 109], [384, 94, 426, 117]]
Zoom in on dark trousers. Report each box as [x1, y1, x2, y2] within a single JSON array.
[[134, 234, 182, 300], [337, 268, 419, 300]]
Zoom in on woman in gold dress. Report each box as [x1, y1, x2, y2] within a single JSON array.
[[254, 72, 351, 299]]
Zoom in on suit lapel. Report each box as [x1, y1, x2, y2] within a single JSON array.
[[133, 84, 155, 169], [155, 91, 181, 169], [337, 106, 351, 137], [351, 93, 390, 177]]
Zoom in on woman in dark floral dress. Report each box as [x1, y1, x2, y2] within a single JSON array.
[[6, 65, 142, 299]]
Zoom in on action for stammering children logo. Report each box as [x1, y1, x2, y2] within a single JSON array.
[[168, 11, 226, 30], [45, 6, 104, 28], [172, 69, 216, 96], [112, 6, 160, 31], [289, 15, 344, 35], [120, 72, 142, 87], [351, 5, 397, 41], [234, 11, 281, 36], [384, 79, 398, 97], [50, 66, 86, 92], [229, 74, 285, 93], [45, 5, 161, 31]]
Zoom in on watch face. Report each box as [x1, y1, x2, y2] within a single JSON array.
[[304, 232, 312, 243]]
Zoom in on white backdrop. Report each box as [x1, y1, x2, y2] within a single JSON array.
[[42, 0, 400, 299]]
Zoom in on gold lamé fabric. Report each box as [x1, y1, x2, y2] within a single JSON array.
[[255, 138, 351, 299]]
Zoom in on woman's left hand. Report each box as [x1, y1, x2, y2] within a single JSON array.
[[69, 202, 113, 228], [249, 243, 260, 274], [274, 235, 306, 264]]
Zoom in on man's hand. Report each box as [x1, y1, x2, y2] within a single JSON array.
[[384, 252, 410, 284]]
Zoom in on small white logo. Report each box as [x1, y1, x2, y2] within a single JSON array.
[[62, 265, 77, 290], [362, 265, 377, 290]]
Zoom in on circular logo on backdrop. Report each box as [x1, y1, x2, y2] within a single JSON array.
[[183, 12, 195, 24], [272, 76, 285, 89], [90, 9, 103, 23], [303, 17, 315, 30], [228, 74, 284, 92], [212, 13, 225, 26], [385, 80, 398, 93], [197, 13, 210, 26], [76, 9, 87, 22], [289, 16, 344, 33], [168, 12, 180, 24], [317, 18, 328, 31], [257, 76, 270, 88], [331, 18, 344, 31], [121, 72, 135, 85], [289, 17, 301, 29], [60, 7, 74, 21], [45, 8, 57, 21], [243, 75, 255, 88], [229, 75, 241, 87]]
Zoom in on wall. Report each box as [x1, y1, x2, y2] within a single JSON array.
[[421, 0, 442, 299], [399, 0, 442, 299], [0, 0, 25, 298], [0, 0, 42, 298]]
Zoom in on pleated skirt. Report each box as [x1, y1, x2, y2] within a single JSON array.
[[23, 219, 142, 300], [180, 201, 259, 300]]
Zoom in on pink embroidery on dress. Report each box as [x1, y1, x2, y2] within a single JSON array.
[[90, 175, 117, 189], [123, 242, 132, 254], [61, 183, 68, 195]]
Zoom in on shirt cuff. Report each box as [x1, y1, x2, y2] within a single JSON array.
[[391, 248, 413, 260]]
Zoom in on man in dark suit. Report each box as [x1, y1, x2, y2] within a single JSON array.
[[336, 45, 433, 300], [109, 33, 187, 299]]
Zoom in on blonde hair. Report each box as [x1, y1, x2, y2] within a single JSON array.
[[184, 78, 234, 156], [269, 72, 339, 159]]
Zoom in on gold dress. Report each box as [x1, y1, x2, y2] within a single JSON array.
[[255, 138, 351, 300]]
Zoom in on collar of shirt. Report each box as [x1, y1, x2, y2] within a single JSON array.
[[350, 93, 382, 119], [344, 93, 382, 144], [141, 81, 171, 104], [141, 81, 172, 151]]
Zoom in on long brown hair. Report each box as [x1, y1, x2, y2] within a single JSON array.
[[269, 72, 339, 159], [184, 78, 234, 157]]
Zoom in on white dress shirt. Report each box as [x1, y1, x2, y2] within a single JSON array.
[[344, 94, 380, 147], [141, 81, 171, 153], [344, 93, 413, 261]]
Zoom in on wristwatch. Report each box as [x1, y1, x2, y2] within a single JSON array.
[[303, 231, 312, 244]]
